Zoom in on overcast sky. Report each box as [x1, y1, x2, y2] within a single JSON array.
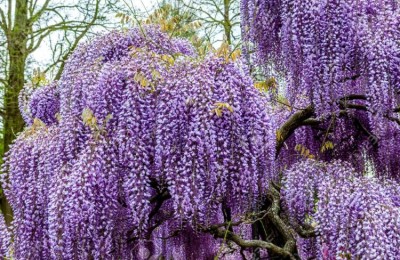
[[31, 0, 157, 69]]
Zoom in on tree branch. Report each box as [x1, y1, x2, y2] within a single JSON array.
[[265, 184, 296, 253], [54, 0, 100, 80], [275, 93, 400, 157], [276, 105, 314, 157], [0, 7, 8, 32], [202, 225, 296, 259]]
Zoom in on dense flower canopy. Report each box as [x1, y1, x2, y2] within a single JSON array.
[[242, 0, 400, 177], [241, 0, 400, 259], [1, 1, 400, 259], [282, 159, 400, 259], [3, 26, 276, 259], [242, 0, 400, 116], [0, 213, 10, 258]]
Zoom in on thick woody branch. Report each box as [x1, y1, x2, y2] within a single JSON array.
[[275, 93, 400, 157], [276, 105, 315, 157], [268, 183, 315, 239], [200, 183, 316, 259], [337, 97, 378, 144], [202, 225, 296, 260], [266, 185, 296, 253], [339, 95, 400, 125], [291, 222, 316, 238]]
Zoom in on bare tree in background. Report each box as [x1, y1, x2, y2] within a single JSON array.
[[177, 0, 240, 46], [117, 0, 240, 46], [115, 0, 240, 52], [0, 0, 116, 224]]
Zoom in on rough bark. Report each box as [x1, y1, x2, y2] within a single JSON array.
[[275, 106, 315, 157], [1, 0, 29, 225]]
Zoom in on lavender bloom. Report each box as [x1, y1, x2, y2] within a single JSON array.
[[3, 25, 277, 259], [0, 213, 10, 258], [282, 159, 400, 259], [19, 82, 60, 126], [242, 0, 400, 136]]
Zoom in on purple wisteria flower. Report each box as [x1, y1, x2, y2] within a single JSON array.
[[3, 25, 277, 259]]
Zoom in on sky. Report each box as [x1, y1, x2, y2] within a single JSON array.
[[31, 0, 157, 71]]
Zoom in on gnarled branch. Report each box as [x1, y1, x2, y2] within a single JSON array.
[[275, 93, 400, 157], [202, 225, 296, 260], [276, 105, 315, 157]]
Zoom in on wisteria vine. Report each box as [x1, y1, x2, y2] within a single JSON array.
[[2, 26, 277, 259], [282, 159, 400, 259], [0, 1, 399, 258], [242, 0, 400, 259]]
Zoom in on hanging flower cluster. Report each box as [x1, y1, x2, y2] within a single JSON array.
[[282, 159, 400, 259], [243, 0, 400, 180], [242, 0, 400, 130], [0, 213, 10, 258], [2, 25, 277, 258], [19, 82, 60, 126]]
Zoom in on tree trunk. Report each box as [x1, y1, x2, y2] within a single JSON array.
[[1, 0, 29, 225], [223, 0, 232, 45]]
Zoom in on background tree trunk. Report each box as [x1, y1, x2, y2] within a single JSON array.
[[1, 0, 29, 225]]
